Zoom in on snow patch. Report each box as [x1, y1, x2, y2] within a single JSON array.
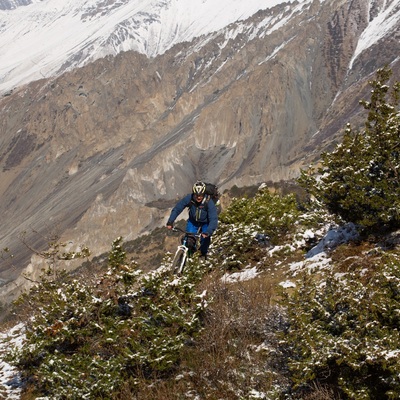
[[221, 266, 259, 283], [349, 0, 400, 69], [306, 223, 359, 258], [0, 323, 25, 399]]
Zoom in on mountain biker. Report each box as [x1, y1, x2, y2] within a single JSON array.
[[166, 181, 219, 259]]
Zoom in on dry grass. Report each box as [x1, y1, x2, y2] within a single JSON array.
[[300, 381, 342, 400], [131, 272, 279, 399], [329, 239, 396, 284]]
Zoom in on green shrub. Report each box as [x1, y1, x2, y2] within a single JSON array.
[[220, 189, 301, 242], [212, 221, 263, 270], [299, 67, 400, 231], [8, 238, 210, 399], [281, 254, 400, 399]]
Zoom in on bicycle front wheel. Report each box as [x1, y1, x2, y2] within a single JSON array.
[[171, 248, 186, 274]]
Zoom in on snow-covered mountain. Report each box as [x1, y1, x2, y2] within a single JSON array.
[[1, 0, 311, 94], [2, 0, 400, 95], [0, 0, 399, 304]]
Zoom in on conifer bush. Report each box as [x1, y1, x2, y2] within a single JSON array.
[[214, 188, 328, 271], [299, 67, 400, 231], [220, 188, 301, 242], [8, 238, 210, 399], [214, 221, 263, 270], [281, 253, 400, 399], [213, 189, 308, 271]]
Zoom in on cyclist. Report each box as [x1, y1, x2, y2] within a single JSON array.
[[166, 181, 219, 259]]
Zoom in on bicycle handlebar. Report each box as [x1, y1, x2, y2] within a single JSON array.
[[171, 227, 202, 237], [171, 227, 185, 233]]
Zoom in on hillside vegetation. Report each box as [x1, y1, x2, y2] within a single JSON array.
[[1, 68, 399, 400]]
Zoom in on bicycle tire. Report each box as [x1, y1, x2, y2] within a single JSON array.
[[171, 248, 186, 274]]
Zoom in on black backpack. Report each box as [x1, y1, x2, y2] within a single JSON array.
[[204, 183, 220, 206]]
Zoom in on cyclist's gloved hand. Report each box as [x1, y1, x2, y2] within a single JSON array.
[[201, 232, 209, 238], [166, 221, 173, 230]]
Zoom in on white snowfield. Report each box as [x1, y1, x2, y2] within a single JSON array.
[[2, 0, 398, 94], [0, 0, 302, 92]]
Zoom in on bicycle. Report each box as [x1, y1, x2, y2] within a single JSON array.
[[170, 227, 201, 275]]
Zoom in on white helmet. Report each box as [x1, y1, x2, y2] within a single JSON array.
[[192, 181, 206, 195]]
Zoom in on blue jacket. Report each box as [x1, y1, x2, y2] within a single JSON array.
[[167, 194, 218, 236]]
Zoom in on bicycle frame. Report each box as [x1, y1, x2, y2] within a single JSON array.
[[171, 227, 201, 274]]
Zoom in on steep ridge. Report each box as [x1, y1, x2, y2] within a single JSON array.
[[0, 0, 399, 303], [0, 0, 294, 93]]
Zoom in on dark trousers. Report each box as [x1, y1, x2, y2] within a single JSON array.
[[186, 220, 210, 256]]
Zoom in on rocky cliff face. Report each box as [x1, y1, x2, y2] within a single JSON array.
[[0, 0, 399, 302]]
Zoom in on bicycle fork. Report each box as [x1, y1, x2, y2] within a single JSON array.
[[172, 244, 189, 274]]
